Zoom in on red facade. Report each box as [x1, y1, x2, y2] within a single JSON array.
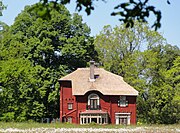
[[59, 81, 137, 125], [59, 62, 138, 125]]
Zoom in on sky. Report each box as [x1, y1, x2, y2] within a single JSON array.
[[0, 0, 180, 47]]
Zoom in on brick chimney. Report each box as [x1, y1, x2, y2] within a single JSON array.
[[89, 61, 95, 82]]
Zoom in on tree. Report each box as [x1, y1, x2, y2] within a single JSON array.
[[10, 3, 96, 70], [139, 44, 179, 124], [94, 22, 165, 123], [94, 21, 180, 124], [163, 56, 180, 123], [94, 21, 165, 76], [1, 0, 170, 30], [32, 0, 170, 30], [0, 0, 6, 16], [0, 58, 46, 121], [0, 2, 97, 121]]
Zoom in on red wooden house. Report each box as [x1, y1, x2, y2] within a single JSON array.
[[58, 61, 138, 125]]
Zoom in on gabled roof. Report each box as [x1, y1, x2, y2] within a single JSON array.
[[59, 68, 138, 96]]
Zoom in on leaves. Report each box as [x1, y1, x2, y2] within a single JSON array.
[[95, 21, 180, 124], [0, 2, 96, 121], [0, 1, 7, 16], [112, 0, 162, 30]]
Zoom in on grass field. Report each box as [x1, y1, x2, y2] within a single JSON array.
[[0, 122, 179, 133]]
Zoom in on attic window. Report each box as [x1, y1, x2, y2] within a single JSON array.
[[87, 93, 100, 110]]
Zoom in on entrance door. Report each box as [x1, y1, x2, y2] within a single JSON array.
[[91, 118, 97, 123]]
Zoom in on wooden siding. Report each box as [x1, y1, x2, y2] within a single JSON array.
[[60, 81, 137, 124]]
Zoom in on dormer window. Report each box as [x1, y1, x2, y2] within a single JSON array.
[[94, 74, 99, 79], [118, 96, 128, 107], [87, 93, 100, 110]]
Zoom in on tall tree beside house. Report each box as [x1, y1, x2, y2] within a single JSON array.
[[94, 21, 165, 78], [94, 22, 180, 124], [163, 56, 180, 123], [0, 58, 47, 121], [0, 3, 96, 121], [138, 44, 180, 124]]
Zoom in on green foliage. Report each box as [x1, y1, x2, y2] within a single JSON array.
[[111, 0, 162, 30], [0, 0, 7, 16], [0, 58, 47, 121], [95, 21, 180, 124], [37, 0, 171, 30], [164, 56, 180, 123], [138, 44, 180, 124], [0, 2, 96, 122]]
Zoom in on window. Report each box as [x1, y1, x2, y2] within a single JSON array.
[[115, 113, 131, 125], [68, 103, 73, 110], [87, 93, 100, 110], [67, 117, 72, 123], [118, 96, 128, 107], [80, 113, 108, 124], [63, 117, 66, 122]]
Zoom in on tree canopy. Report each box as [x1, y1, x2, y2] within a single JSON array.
[[36, 0, 171, 30], [0, 2, 97, 121], [94, 22, 180, 124], [0, 0, 170, 30], [0, 0, 6, 16]]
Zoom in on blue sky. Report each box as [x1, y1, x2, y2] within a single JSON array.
[[0, 0, 180, 47]]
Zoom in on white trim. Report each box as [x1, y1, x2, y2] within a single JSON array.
[[67, 117, 72, 123], [68, 103, 73, 110], [115, 113, 131, 115], [80, 113, 108, 124], [118, 96, 128, 107], [115, 113, 131, 125], [88, 93, 99, 106]]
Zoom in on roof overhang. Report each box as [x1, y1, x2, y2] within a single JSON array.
[[80, 110, 108, 114]]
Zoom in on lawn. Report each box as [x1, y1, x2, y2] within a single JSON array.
[[0, 122, 179, 133]]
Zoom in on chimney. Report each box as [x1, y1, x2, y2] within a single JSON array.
[[89, 61, 95, 82]]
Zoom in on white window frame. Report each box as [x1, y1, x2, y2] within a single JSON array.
[[87, 93, 100, 110], [68, 103, 73, 110], [67, 117, 72, 123], [115, 113, 131, 125], [80, 113, 108, 124], [118, 96, 128, 107]]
